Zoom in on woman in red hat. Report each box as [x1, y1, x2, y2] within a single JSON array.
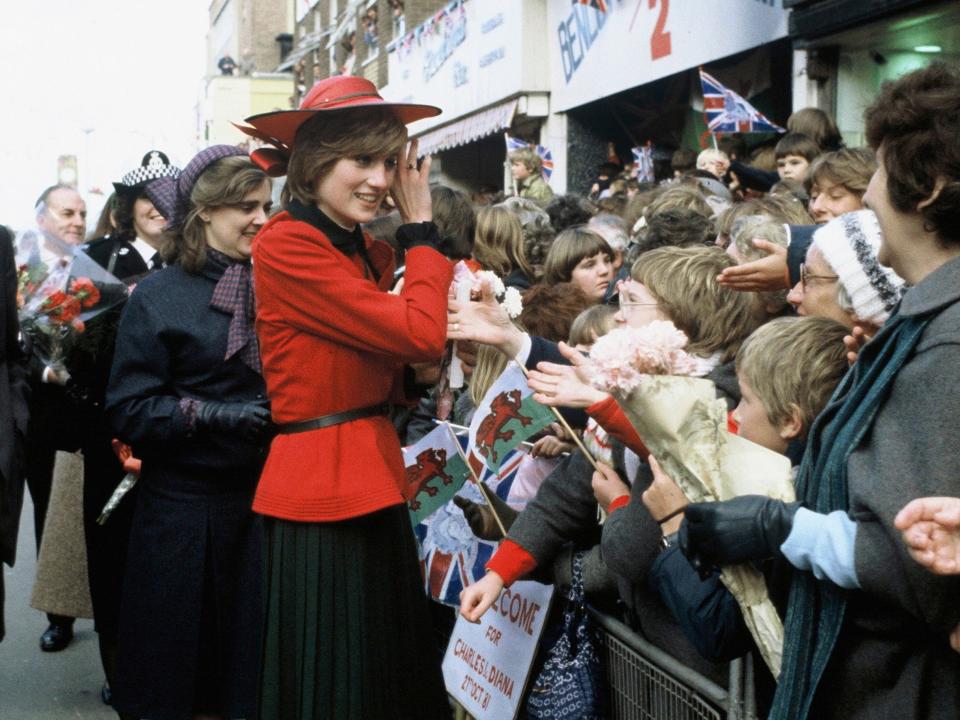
[[242, 77, 451, 719]]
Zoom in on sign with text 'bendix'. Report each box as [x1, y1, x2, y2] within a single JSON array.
[[443, 580, 555, 719]]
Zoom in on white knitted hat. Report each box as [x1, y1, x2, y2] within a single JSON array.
[[811, 210, 905, 326]]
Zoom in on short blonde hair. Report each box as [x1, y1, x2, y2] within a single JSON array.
[[631, 245, 758, 363], [736, 316, 849, 433], [696, 148, 729, 171], [283, 107, 407, 207], [568, 304, 618, 347], [541, 226, 613, 286], [508, 146, 542, 174]]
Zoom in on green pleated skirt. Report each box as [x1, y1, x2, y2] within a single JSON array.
[[258, 504, 451, 720]]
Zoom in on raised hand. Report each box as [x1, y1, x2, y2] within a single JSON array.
[[528, 341, 607, 409], [390, 139, 432, 224]]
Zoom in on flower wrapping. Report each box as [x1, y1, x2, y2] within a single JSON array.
[[15, 229, 128, 371], [588, 322, 794, 676]]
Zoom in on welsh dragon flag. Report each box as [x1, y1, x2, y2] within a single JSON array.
[[467, 362, 554, 474], [402, 423, 470, 525]]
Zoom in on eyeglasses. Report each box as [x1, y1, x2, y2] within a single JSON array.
[[617, 295, 658, 314], [800, 263, 839, 292]]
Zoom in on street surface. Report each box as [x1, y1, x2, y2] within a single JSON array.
[[0, 496, 113, 719]]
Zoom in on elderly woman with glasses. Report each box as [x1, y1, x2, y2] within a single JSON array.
[[785, 209, 904, 336]]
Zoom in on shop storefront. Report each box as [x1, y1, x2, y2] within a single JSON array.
[[545, 0, 791, 193], [788, 0, 960, 146], [380, 0, 551, 196]]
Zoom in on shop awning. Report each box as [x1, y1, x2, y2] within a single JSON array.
[[414, 98, 518, 157]]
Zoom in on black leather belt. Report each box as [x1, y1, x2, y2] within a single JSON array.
[[276, 402, 390, 435]]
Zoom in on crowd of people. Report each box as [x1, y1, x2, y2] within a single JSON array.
[[0, 62, 959, 720]]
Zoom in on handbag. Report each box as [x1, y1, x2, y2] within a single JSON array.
[[525, 551, 607, 720]]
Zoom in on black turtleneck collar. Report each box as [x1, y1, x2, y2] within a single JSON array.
[[286, 199, 365, 256], [202, 246, 248, 280]]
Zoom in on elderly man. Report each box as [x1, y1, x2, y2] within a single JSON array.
[[24, 184, 88, 651], [35, 185, 87, 246]]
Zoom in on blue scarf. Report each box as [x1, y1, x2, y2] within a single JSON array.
[[770, 308, 932, 720]]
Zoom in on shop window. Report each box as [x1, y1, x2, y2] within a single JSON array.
[[362, 3, 379, 63], [389, 0, 405, 38]]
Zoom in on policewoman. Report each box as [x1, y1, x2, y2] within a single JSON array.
[[239, 76, 451, 719]]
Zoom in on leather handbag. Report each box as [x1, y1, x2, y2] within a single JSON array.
[[525, 551, 607, 720]]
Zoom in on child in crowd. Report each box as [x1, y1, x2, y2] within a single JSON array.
[[696, 148, 731, 180], [806, 147, 876, 224], [541, 226, 614, 303], [774, 133, 820, 182], [509, 145, 554, 204]]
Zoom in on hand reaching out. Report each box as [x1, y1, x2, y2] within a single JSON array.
[[447, 279, 525, 358], [528, 342, 607, 409], [716, 239, 789, 292], [895, 496, 960, 575], [459, 571, 505, 623]]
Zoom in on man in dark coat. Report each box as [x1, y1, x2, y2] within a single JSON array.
[[24, 186, 87, 650], [0, 225, 31, 642]]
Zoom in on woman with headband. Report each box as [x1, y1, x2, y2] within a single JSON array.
[[238, 75, 450, 719], [105, 145, 273, 720]]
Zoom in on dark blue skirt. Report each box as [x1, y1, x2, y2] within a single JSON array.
[[113, 467, 263, 720], [258, 504, 449, 720]]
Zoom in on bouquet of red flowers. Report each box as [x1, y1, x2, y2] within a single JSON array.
[[15, 228, 128, 372]]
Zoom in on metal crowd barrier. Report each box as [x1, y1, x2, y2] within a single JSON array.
[[588, 607, 757, 720]]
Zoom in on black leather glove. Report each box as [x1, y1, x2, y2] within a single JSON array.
[[195, 401, 274, 443], [452, 490, 517, 541], [679, 495, 801, 574]]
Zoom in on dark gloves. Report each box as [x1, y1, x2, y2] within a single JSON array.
[[453, 489, 518, 541], [195, 400, 274, 443], [679, 495, 801, 574]]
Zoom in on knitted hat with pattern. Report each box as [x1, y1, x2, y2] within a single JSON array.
[[811, 209, 905, 326]]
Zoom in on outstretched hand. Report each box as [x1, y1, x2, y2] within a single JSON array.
[[895, 496, 960, 575], [447, 279, 525, 357], [528, 341, 607, 409], [716, 239, 789, 292], [391, 139, 432, 224]]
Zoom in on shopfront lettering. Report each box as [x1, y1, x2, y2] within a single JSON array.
[[557, 2, 607, 83], [453, 60, 468, 87], [481, 13, 503, 34], [478, 47, 504, 68], [422, 5, 467, 82]]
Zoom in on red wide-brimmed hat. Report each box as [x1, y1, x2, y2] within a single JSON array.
[[234, 76, 441, 176]]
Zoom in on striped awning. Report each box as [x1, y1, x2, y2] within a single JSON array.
[[414, 98, 518, 156]]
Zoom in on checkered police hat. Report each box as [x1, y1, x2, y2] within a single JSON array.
[[113, 150, 181, 196]]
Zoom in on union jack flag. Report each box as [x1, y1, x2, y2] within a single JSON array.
[[414, 438, 526, 606], [505, 134, 555, 182], [632, 143, 654, 182], [699, 69, 785, 135], [572, 0, 608, 12]]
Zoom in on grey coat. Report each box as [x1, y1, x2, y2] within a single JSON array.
[[812, 256, 960, 719]]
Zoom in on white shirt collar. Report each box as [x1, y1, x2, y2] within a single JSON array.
[[131, 237, 159, 265]]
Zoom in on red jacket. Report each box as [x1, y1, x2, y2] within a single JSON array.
[[251, 212, 452, 521]]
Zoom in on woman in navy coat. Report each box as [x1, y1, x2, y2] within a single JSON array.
[[105, 146, 273, 720]]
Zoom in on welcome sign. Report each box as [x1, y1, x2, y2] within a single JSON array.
[[444, 581, 555, 719]]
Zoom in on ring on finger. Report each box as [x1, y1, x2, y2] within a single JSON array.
[[452, 322, 460, 332], [407, 163, 416, 170]]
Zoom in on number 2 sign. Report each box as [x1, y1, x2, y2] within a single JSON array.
[[648, 0, 671, 60]]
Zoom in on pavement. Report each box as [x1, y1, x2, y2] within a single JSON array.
[[0, 495, 115, 719]]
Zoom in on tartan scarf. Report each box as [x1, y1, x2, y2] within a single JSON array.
[[207, 248, 261, 373], [770, 307, 932, 720]]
